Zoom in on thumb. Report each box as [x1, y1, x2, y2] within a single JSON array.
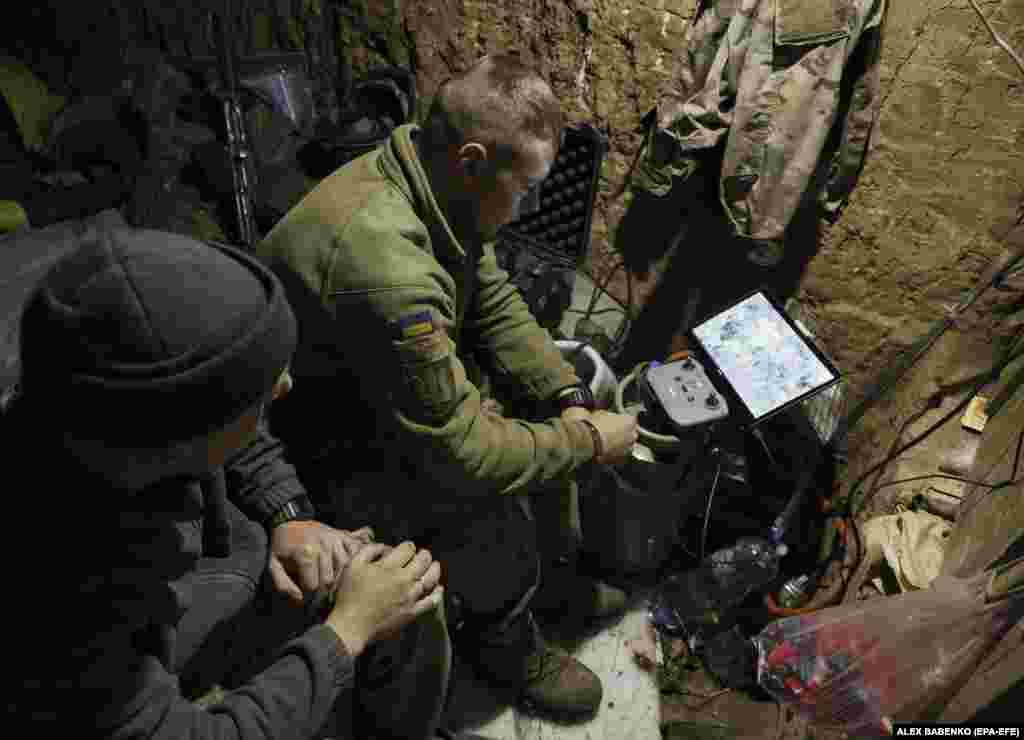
[[268, 556, 305, 605], [351, 526, 375, 543]]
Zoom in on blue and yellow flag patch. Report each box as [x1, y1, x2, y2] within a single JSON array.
[[392, 309, 435, 340]]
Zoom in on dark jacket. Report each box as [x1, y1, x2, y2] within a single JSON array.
[[3, 393, 354, 738]]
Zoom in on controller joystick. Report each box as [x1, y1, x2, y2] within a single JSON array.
[[644, 357, 729, 429]]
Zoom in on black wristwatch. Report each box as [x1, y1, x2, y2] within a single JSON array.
[[553, 383, 596, 414], [265, 495, 317, 530]]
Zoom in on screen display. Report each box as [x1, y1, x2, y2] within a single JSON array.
[[692, 292, 837, 421]]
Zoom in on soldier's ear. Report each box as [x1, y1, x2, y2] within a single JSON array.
[[457, 142, 488, 178]]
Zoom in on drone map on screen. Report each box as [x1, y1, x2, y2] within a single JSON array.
[[692, 292, 837, 422]]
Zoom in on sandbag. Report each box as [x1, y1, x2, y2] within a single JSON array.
[[861, 510, 952, 592]]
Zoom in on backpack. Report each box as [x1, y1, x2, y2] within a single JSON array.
[[298, 65, 418, 178]]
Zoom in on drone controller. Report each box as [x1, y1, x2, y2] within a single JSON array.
[[641, 357, 729, 431]]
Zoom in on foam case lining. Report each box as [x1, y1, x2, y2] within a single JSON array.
[[494, 124, 608, 328]]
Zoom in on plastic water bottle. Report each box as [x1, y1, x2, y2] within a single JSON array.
[[777, 573, 813, 609], [650, 537, 787, 634]]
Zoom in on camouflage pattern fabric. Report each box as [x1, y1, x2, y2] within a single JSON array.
[[634, 0, 889, 260]]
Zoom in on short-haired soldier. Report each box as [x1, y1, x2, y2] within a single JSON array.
[[260, 54, 639, 719]]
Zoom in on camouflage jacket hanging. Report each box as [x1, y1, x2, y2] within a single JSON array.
[[634, 0, 889, 264]]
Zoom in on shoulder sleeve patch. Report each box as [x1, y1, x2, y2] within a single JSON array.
[[392, 319, 457, 424], [390, 309, 436, 340], [391, 308, 449, 365]]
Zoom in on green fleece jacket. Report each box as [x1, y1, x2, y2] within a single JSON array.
[[258, 124, 596, 499]]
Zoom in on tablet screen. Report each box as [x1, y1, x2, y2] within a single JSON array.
[[691, 292, 838, 422]]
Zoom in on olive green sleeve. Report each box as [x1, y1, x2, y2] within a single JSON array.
[[465, 242, 580, 402], [329, 230, 596, 498]]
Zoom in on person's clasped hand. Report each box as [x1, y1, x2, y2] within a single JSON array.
[[269, 521, 376, 604], [327, 541, 443, 656]]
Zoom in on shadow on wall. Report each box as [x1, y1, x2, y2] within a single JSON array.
[[614, 143, 825, 370]]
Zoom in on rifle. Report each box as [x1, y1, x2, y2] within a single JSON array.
[[212, 2, 258, 248]]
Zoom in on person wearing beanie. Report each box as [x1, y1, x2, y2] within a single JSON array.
[[1, 223, 465, 739]]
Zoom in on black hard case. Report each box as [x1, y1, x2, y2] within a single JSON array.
[[494, 124, 608, 329]]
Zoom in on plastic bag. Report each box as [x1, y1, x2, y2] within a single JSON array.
[[754, 568, 1023, 735]]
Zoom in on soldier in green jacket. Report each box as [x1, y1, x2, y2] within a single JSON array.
[[259, 54, 639, 720]]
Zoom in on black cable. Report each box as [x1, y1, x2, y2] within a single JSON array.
[[571, 258, 629, 364], [864, 404, 933, 505], [611, 263, 635, 355], [848, 391, 976, 515], [872, 471, 1024, 493], [567, 306, 627, 317], [751, 427, 781, 475], [677, 544, 699, 563], [700, 448, 724, 562], [841, 250, 1024, 438], [578, 258, 625, 326], [958, 424, 1024, 519], [847, 345, 1024, 515], [856, 422, 1024, 516], [1011, 422, 1024, 482]]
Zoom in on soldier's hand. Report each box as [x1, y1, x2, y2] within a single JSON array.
[[587, 410, 639, 466], [268, 521, 375, 605], [327, 541, 443, 657]]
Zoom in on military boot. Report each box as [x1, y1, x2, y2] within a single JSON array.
[[532, 556, 629, 627], [464, 610, 602, 718]]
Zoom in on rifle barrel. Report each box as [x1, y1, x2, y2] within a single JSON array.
[[212, 5, 258, 248]]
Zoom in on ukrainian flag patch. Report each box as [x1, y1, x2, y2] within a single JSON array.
[[392, 309, 435, 340]]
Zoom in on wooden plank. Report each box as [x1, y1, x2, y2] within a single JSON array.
[[941, 387, 1024, 579], [938, 400, 1024, 721]]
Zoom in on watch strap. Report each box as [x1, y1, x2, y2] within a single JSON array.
[[553, 383, 596, 413], [265, 495, 316, 530]]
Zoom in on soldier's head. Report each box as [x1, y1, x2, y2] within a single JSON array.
[[417, 53, 565, 243], [17, 226, 296, 490]]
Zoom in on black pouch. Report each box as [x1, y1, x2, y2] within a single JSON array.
[[493, 239, 577, 331]]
